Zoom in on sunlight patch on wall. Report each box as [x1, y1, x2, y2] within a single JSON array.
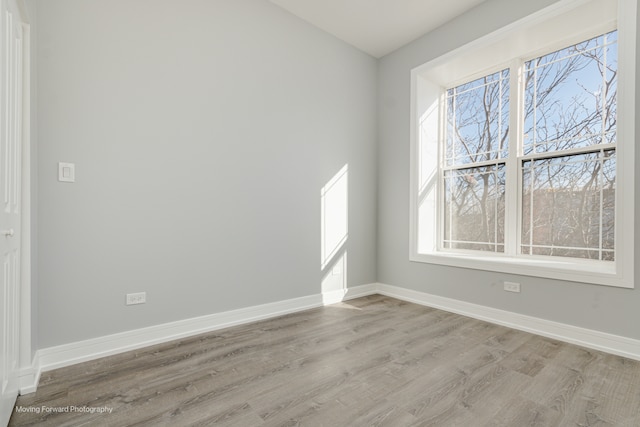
[[321, 164, 348, 271]]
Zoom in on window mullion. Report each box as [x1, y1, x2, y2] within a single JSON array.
[[504, 59, 523, 256]]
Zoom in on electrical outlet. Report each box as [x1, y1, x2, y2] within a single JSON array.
[[503, 282, 521, 293], [126, 292, 146, 305]]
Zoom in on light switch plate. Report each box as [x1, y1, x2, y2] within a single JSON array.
[[58, 162, 75, 182]]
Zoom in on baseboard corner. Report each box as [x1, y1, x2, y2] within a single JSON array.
[[19, 353, 41, 395]]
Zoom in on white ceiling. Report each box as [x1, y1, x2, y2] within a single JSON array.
[[269, 0, 487, 58]]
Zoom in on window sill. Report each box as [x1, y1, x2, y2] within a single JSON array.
[[410, 251, 631, 288]]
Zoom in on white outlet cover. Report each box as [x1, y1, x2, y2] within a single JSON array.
[[504, 281, 521, 293], [126, 292, 146, 305]]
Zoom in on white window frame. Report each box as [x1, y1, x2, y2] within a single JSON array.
[[409, 0, 636, 288]]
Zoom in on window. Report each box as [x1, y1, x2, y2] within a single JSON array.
[[521, 32, 617, 261], [443, 69, 509, 253], [410, 0, 635, 287]]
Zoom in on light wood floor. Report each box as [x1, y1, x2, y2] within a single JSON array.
[[9, 295, 640, 426]]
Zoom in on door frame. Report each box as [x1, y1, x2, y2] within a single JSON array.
[[0, 1, 31, 423], [18, 0, 32, 392]]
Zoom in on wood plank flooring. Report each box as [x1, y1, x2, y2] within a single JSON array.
[[9, 295, 640, 426]]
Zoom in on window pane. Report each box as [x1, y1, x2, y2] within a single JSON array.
[[604, 32, 618, 135], [444, 164, 505, 252], [524, 31, 617, 155], [446, 69, 509, 166], [521, 150, 615, 260]]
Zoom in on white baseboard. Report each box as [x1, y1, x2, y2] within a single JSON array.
[[19, 282, 640, 395], [321, 284, 377, 305], [19, 284, 378, 394], [376, 283, 640, 362], [18, 352, 40, 395]]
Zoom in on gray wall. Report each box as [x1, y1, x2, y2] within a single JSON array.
[[377, 0, 640, 339], [33, 0, 640, 351], [35, 0, 378, 348]]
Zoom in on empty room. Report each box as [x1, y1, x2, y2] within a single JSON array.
[[1, 0, 639, 425]]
